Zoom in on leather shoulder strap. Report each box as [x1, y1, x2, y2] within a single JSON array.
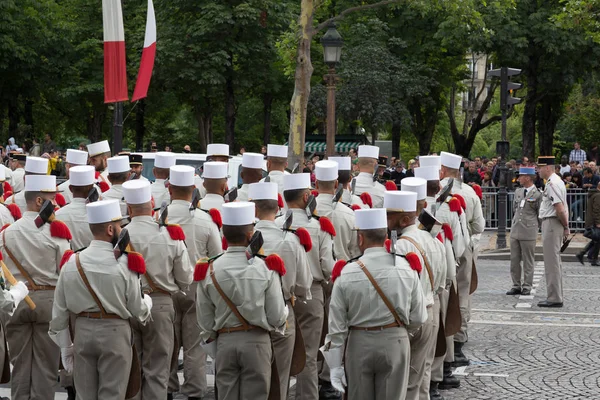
[[127, 241, 169, 295], [399, 236, 435, 291], [209, 263, 251, 329], [75, 254, 109, 317], [2, 228, 38, 290], [355, 260, 404, 327]]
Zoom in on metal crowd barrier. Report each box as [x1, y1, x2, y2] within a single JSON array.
[[480, 187, 588, 232]]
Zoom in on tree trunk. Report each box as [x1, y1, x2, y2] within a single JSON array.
[[135, 99, 146, 152], [87, 107, 104, 143], [263, 93, 273, 146], [224, 74, 236, 148], [24, 99, 34, 138], [521, 57, 539, 160], [8, 101, 19, 140], [195, 107, 212, 154], [391, 119, 401, 159], [538, 95, 561, 156], [409, 101, 436, 155]]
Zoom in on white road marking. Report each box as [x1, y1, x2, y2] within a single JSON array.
[[565, 274, 600, 278], [515, 303, 532, 308], [472, 308, 600, 317], [471, 319, 600, 328], [518, 295, 534, 300], [453, 366, 468, 376], [473, 373, 509, 378]]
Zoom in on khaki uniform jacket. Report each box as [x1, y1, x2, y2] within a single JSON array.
[[55, 198, 93, 251], [539, 173, 567, 219], [11, 168, 24, 194], [440, 178, 485, 244], [255, 220, 312, 301], [1, 211, 71, 286], [167, 200, 222, 262], [196, 246, 288, 342], [341, 189, 367, 209], [585, 190, 600, 228], [511, 185, 542, 241], [316, 194, 360, 261], [199, 193, 225, 212], [275, 209, 334, 282], [151, 179, 171, 208], [353, 172, 386, 208], [126, 216, 194, 293], [49, 240, 152, 339], [5, 190, 26, 215], [0, 204, 14, 228], [428, 195, 466, 260], [325, 248, 427, 349], [261, 171, 287, 195], [102, 184, 128, 217], [57, 180, 73, 205], [237, 184, 250, 202]]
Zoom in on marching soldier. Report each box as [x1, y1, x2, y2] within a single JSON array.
[[6, 156, 50, 214], [385, 190, 446, 400], [49, 199, 153, 399], [166, 165, 222, 400], [238, 153, 265, 202], [276, 173, 334, 400], [195, 202, 288, 400], [537, 156, 568, 308], [0, 167, 16, 226], [151, 152, 176, 207], [327, 156, 369, 209], [102, 155, 130, 216], [263, 144, 290, 194], [314, 160, 360, 261], [321, 208, 427, 399], [9, 153, 26, 193], [353, 145, 390, 208], [507, 166, 542, 297], [87, 140, 112, 192], [439, 151, 485, 366], [196, 144, 232, 197], [122, 179, 194, 400], [2, 174, 72, 399], [250, 181, 312, 400], [401, 177, 428, 214], [57, 149, 89, 204], [56, 166, 97, 250], [200, 162, 228, 212], [129, 153, 148, 181]]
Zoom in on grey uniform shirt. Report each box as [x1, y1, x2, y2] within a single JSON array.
[[353, 172, 386, 208], [539, 173, 567, 219], [261, 171, 286, 195], [441, 178, 485, 243], [0, 204, 14, 228], [196, 247, 288, 342], [56, 198, 93, 251], [102, 184, 128, 217], [126, 216, 193, 293], [199, 193, 225, 212], [5, 191, 26, 215], [167, 200, 222, 262], [511, 185, 542, 240], [11, 168, 24, 194], [49, 240, 152, 339], [255, 220, 312, 301], [316, 194, 360, 261], [57, 180, 73, 205], [325, 248, 427, 349], [341, 188, 367, 209], [151, 179, 171, 208], [1, 211, 71, 286], [275, 209, 334, 282], [237, 184, 250, 202]]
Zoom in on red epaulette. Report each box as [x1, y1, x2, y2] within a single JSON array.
[[127, 251, 146, 274], [472, 184, 483, 200], [448, 197, 462, 215], [166, 224, 186, 241], [385, 181, 398, 191], [436, 233, 444, 243], [0, 224, 9, 233], [319, 216, 336, 237], [311, 190, 319, 198], [442, 223, 453, 242], [264, 254, 286, 276], [50, 220, 72, 240], [194, 260, 211, 281], [277, 193, 284, 209], [405, 252, 422, 274], [294, 227, 312, 252], [3, 191, 12, 199], [331, 260, 347, 283], [208, 208, 222, 229], [55, 193, 67, 208], [222, 236, 228, 251], [6, 203, 21, 220], [3, 182, 12, 196], [384, 238, 391, 253], [453, 194, 467, 210], [350, 204, 362, 211], [360, 192, 373, 208], [59, 250, 75, 270], [98, 181, 110, 193]]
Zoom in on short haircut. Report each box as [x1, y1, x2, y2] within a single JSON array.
[[241, 167, 263, 184], [253, 199, 279, 215], [108, 172, 129, 184], [268, 156, 287, 166], [426, 180, 439, 196], [24, 191, 54, 204], [337, 170, 351, 185], [222, 224, 253, 244], [584, 167, 593, 175], [317, 180, 336, 191], [358, 158, 375, 168], [70, 184, 94, 198], [153, 166, 170, 179], [89, 221, 119, 237], [283, 188, 308, 203], [203, 177, 226, 193], [169, 184, 195, 199], [358, 228, 387, 244]]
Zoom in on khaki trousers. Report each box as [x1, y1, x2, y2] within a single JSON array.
[[73, 317, 132, 400], [271, 301, 295, 400], [542, 218, 564, 303], [432, 291, 450, 381], [454, 247, 472, 343], [131, 294, 175, 400], [346, 327, 410, 400], [293, 281, 324, 400], [510, 238, 535, 289], [406, 306, 434, 400], [169, 284, 207, 397], [7, 290, 59, 400], [216, 329, 272, 400], [421, 297, 440, 399]]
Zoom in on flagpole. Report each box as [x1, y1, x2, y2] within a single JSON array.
[[113, 101, 124, 153]]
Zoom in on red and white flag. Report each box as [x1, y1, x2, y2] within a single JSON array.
[[132, 0, 156, 102], [103, 0, 128, 103]]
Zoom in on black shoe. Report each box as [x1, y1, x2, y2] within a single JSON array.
[[452, 341, 470, 367], [319, 381, 342, 400], [167, 394, 173, 400], [521, 288, 531, 296], [188, 397, 202, 400], [439, 363, 461, 389], [592, 261, 599, 266], [506, 287, 521, 295], [576, 253, 585, 265], [430, 381, 445, 399], [537, 300, 563, 308], [66, 387, 76, 400]]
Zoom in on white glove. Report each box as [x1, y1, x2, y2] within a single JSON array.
[[61, 345, 74, 373], [9, 281, 28, 308], [330, 366, 347, 393], [142, 294, 153, 312], [200, 340, 217, 359], [319, 344, 346, 393]]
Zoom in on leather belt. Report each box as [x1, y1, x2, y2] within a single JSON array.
[[217, 325, 264, 334], [25, 284, 55, 291], [76, 312, 122, 319], [142, 289, 171, 297], [349, 322, 400, 331], [541, 216, 558, 221]]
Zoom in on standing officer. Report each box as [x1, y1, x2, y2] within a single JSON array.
[[6, 156, 50, 214], [122, 179, 194, 400], [57, 149, 89, 204], [537, 156, 568, 308], [251, 181, 312, 400], [102, 155, 130, 216], [315, 160, 360, 261], [56, 166, 97, 250], [200, 162, 228, 211], [322, 208, 427, 399], [263, 144, 289, 194], [87, 140, 112, 191], [353, 145, 389, 208], [9, 153, 26, 194], [196, 202, 288, 400], [2, 174, 72, 400], [129, 153, 148, 181], [328, 156, 368, 209], [238, 153, 266, 202], [49, 199, 153, 399], [151, 152, 176, 207], [507, 166, 541, 296], [166, 165, 222, 400]]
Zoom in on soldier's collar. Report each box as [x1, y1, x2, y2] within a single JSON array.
[[363, 247, 387, 255]]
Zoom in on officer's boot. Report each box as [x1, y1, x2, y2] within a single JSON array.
[[319, 381, 342, 400], [452, 341, 470, 367], [438, 362, 460, 390], [66, 386, 76, 400], [429, 381, 445, 399]]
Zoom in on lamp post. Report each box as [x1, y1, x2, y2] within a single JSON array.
[[321, 23, 343, 157]]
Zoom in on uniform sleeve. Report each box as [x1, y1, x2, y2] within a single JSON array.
[[468, 196, 485, 236], [196, 281, 217, 342], [324, 280, 348, 349], [408, 273, 427, 329], [264, 271, 287, 329], [49, 264, 71, 338], [294, 243, 312, 301], [444, 238, 456, 281], [121, 258, 151, 323], [347, 217, 361, 259], [173, 241, 193, 291], [54, 238, 72, 275], [206, 223, 222, 258], [319, 229, 334, 280]]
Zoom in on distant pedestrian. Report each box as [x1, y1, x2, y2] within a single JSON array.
[[42, 133, 57, 154], [463, 161, 482, 185], [30, 138, 41, 157], [569, 142, 587, 164]]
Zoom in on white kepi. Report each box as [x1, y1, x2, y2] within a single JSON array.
[[314, 160, 338, 182], [358, 145, 379, 159], [355, 208, 387, 230], [25, 156, 48, 174], [328, 156, 351, 171], [69, 166, 96, 186], [25, 175, 59, 192], [248, 182, 278, 201], [384, 191, 417, 212], [107, 156, 130, 174], [283, 173, 311, 191], [154, 152, 176, 169], [414, 166, 440, 182], [401, 177, 427, 201], [122, 180, 152, 204], [267, 144, 288, 158], [440, 152, 462, 170], [203, 162, 228, 179], [86, 199, 124, 224], [87, 140, 111, 157], [242, 153, 264, 169], [169, 165, 195, 187], [222, 202, 255, 226], [66, 149, 89, 166]]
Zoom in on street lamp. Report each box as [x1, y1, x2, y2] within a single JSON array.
[[321, 23, 343, 156]]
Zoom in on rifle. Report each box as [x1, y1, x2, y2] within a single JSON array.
[[34, 200, 56, 228], [350, 178, 357, 196], [189, 188, 201, 214], [224, 187, 238, 203], [332, 185, 343, 209], [245, 231, 264, 260], [281, 210, 293, 239], [305, 194, 317, 220], [158, 201, 169, 227]]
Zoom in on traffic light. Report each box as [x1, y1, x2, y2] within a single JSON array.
[[489, 67, 523, 111]]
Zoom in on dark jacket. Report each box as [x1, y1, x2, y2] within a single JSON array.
[[463, 170, 482, 185], [586, 190, 600, 228]]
